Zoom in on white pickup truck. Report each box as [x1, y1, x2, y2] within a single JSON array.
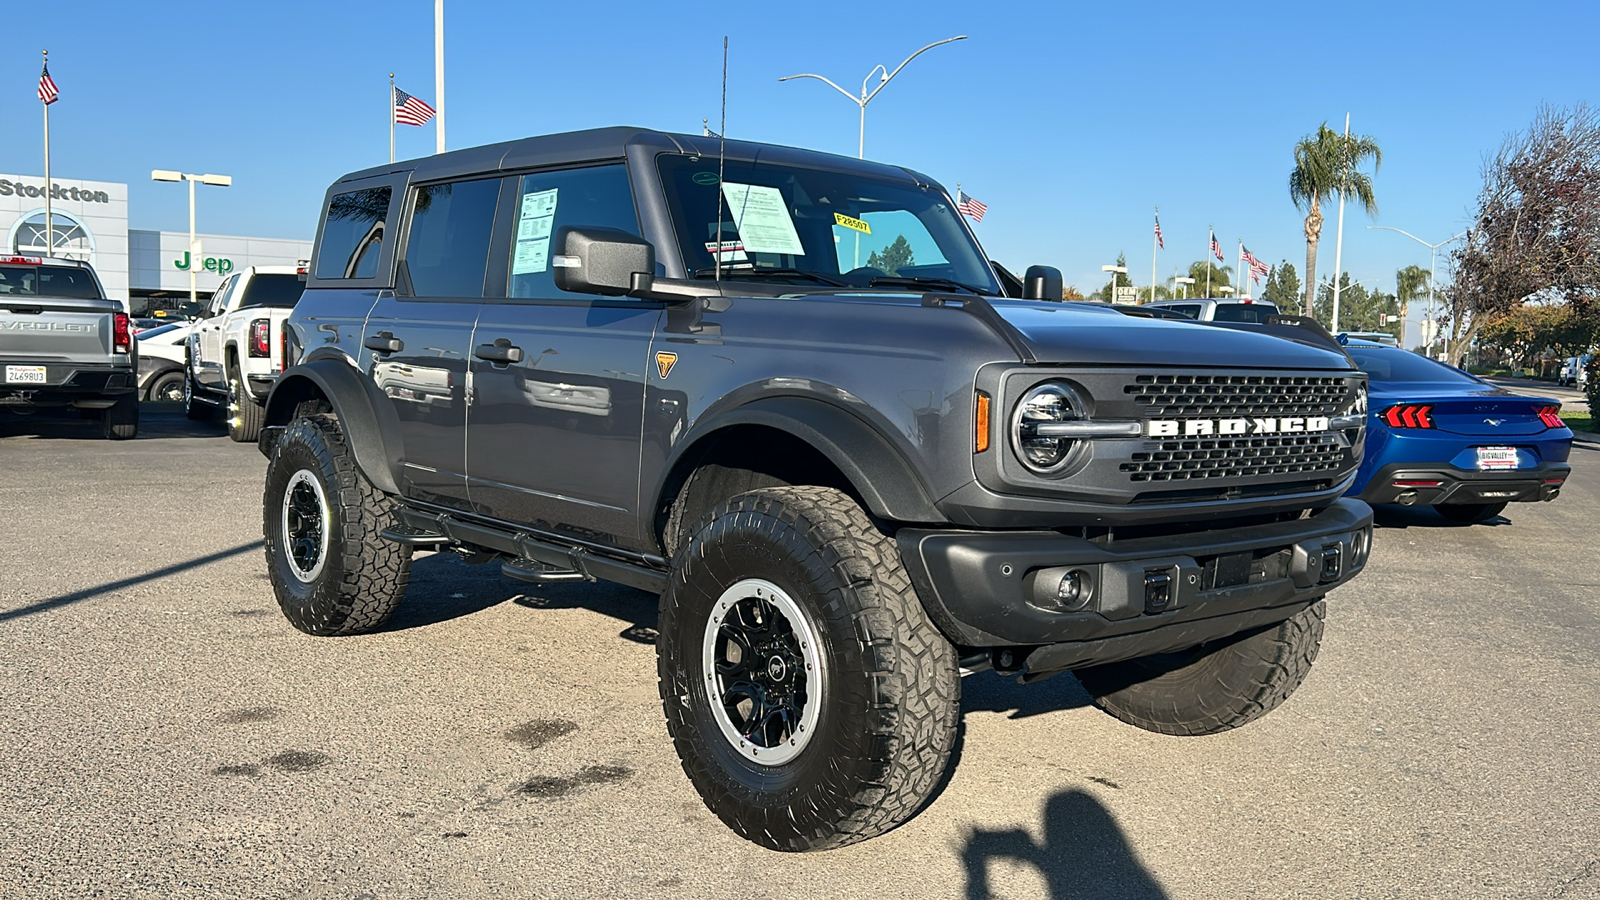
[[184, 265, 303, 441], [0, 254, 139, 439]]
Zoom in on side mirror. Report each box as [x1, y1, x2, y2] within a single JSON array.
[[552, 226, 655, 296], [1023, 265, 1063, 302]]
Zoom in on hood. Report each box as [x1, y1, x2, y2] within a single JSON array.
[[986, 300, 1355, 370]]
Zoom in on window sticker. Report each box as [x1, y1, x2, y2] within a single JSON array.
[[513, 188, 559, 275], [704, 240, 748, 264], [719, 182, 804, 256], [833, 212, 871, 234]]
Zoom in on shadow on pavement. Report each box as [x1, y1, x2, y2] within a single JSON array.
[[0, 402, 226, 441], [1371, 503, 1511, 529], [382, 551, 660, 643], [961, 668, 1095, 719], [960, 788, 1169, 900], [0, 540, 264, 623]]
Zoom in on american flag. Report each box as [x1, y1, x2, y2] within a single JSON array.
[[957, 190, 987, 222], [393, 86, 436, 127], [1153, 213, 1164, 250], [1243, 246, 1270, 283], [38, 61, 58, 105], [1210, 230, 1224, 262]]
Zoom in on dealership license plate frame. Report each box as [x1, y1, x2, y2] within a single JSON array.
[[1476, 446, 1519, 470], [5, 365, 46, 385]]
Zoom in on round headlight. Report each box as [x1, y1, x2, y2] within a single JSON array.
[[1012, 383, 1079, 474]]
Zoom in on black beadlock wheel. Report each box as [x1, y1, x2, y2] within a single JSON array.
[[227, 366, 265, 443], [263, 412, 411, 636], [657, 486, 959, 852], [1075, 600, 1327, 737], [1436, 501, 1508, 524]]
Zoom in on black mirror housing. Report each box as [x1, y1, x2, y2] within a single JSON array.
[[1023, 265, 1064, 302], [552, 226, 655, 296]]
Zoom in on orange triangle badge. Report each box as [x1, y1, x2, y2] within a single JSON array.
[[655, 351, 679, 379]]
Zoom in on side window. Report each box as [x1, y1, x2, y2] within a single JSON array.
[[210, 276, 236, 315], [316, 186, 392, 280], [402, 178, 501, 297], [507, 165, 639, 299]]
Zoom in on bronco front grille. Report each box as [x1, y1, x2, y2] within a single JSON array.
[[1121, 434, 1345, 483], [1124, 373, 1350, 418]]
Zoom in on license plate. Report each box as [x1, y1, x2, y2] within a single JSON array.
[[1476, 446, 1519, 470], [5, 365, 46, 384]]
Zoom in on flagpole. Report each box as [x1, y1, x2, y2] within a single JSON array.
[[1206, 227, 1213, 297], [1238, 241, 1246, 300], [434, 0, 445, 154], [42, 49, 53, 256], [389, 74, 395, 164], [1149, 206, 1158, 304]]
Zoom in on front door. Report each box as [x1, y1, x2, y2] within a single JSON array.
[[365, 175, 502, 509], [192, 274, 235, 390], [465, 164, 658, 552]]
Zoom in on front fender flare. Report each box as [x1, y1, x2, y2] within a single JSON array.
[[263, 357, 403, 496]]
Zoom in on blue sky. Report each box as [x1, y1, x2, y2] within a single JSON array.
[[3, 0, 1595, 326]]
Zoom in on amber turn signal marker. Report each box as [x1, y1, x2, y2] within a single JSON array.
[[975, 391, 991, 453]]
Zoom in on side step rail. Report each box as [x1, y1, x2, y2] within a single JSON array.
[[385, 507, 667, 595]]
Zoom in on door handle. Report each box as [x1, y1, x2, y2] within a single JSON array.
[[364, 332, 403, 353], [474, 339, 524, 364]]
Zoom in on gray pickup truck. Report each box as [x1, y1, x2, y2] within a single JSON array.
[[258, 128, 1373, 851], [0, 255, 138, 439]]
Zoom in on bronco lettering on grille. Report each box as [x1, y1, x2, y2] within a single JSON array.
[[1146, 416, 1331, 437]]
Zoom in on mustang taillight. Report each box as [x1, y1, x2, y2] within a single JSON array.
[[250, 318, 270, 358], [1381, 404, 1434, 429], [112, 312, 131, 354], [1536, 406, 1564, 429]]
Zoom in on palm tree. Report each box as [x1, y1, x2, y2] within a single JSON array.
[[1395, 264, 1431, 339], [1289, 123, 1382, 311], [1187, 260, 1232, 297]]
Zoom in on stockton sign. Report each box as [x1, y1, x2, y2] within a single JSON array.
[[0, 178, 111, 203], [173, 251, 234, 275]]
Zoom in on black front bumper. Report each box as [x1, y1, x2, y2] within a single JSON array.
[[0, 366, 137, 407], [1357, 461, 1570, 506], [897, 497, 1373, 675]]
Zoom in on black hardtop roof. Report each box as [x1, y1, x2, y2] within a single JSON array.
[[334, 126, 935, 188]]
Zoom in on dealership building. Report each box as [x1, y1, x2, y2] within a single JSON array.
[[1, 172, 311, 314]]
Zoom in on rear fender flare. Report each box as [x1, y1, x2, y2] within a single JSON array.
[[264, 356, 402, 496]]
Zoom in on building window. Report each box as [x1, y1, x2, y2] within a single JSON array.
[[11, 210, 94, 261]]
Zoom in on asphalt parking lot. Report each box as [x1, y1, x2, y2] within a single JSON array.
[[2, 403, 1596, 900]]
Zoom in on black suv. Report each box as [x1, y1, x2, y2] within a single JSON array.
[[260, 127, 1372, 851]]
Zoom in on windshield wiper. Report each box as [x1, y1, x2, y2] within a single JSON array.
[[866, 275, 989, 295], [691, 267, 847, 287]]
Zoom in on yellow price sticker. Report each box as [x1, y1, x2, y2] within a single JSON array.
[[833, 213, 871, 235]]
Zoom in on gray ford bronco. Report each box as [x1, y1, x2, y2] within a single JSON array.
[[259, 127, 1373, 851]]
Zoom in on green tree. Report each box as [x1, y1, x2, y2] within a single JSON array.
[[866, 234, 914, 276], [1261, 262, 1302, 313], [1290, 122, 1382, 312]]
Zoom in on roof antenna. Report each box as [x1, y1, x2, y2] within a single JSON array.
[[714, 36, 728, 284]]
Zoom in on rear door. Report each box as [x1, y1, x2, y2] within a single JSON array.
[[0, 260, 122, 384], [364, 175, 501, 509], [464, 164, 659, 551]]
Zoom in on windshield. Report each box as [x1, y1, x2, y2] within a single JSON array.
[[236, 273, 304, 309], [0, 263, 101, 299], [1347, 347, 1478, 385], [656, 155, 1000, 295]]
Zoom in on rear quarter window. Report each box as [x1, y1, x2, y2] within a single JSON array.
[[316, 186, 392, 280]]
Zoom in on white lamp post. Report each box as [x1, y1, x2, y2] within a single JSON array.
[[1101, 264, 1128, 303], [1217, 285, 1235, 296], [151, 170, 232, 310], [1365, 225, 1466, 352], [779, 36, 967, 159], [1173, 276, 1196, 299]]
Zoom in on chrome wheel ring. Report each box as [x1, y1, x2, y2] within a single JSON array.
[[701, 578, 825, 766], [281, 469, 331, 583]]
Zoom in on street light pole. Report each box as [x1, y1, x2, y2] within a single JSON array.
[[152, 170, 232, 310], [1174, 276, 1196, 299], [1366, 225, 1467, 353], [1101, 264, 1128, 302], [779, 36, 967, 159]]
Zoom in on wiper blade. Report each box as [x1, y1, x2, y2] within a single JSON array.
[[866, 275, 987, 295], [691, 267, 847, 287]]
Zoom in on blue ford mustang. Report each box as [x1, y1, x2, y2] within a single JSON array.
[[1343, 340, 1573, 522]]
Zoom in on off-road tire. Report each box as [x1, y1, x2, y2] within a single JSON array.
[[227, 365, 265, 443], [1436, 501, 1507, 524], [1075, 600, 1326, 737], [183, 367, 215, 421], [100, 392, 139, 440], [148, 370, 185, 403], [264, 411, 411, 636], [657, 485, 960, 852]]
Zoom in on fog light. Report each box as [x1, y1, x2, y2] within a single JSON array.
[[1056, 570, 1087, 610]]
